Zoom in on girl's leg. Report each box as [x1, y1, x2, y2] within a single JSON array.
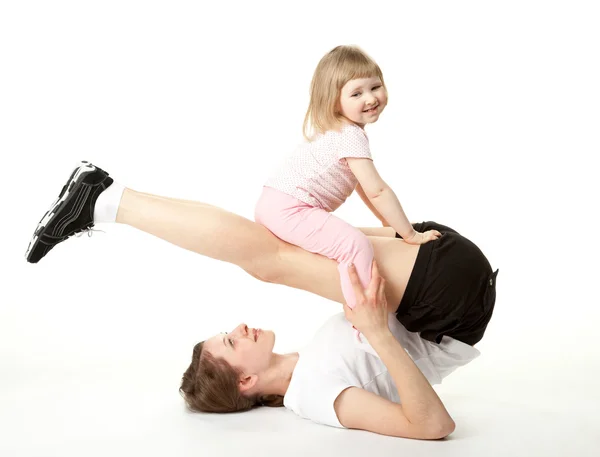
[[254, 188, 376, 308], [324, 217, 376, 308]]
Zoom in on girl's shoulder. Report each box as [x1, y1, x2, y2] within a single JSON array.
[[321, 122, 367, 142], [303, 123, 367, 148], [337, 122, 364, 134]]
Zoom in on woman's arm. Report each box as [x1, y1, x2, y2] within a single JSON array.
[[347, 158, 416, 240], [355, 183, 389, 226], [334, 262, 455, 439], [334, 386, 454, 439], [365, 330, 454, 431]]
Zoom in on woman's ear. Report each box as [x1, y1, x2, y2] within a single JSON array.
[[238, 374, 258, 393]]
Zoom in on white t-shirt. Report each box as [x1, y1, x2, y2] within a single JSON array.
[[283, 313, 480, 428], [264, 123, 372, 212]]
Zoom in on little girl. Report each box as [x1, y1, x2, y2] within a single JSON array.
[[254, 45, 440, 315]]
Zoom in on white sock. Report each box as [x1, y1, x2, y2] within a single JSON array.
[[93, 181, 125, 223]]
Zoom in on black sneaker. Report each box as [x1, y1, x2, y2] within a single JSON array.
[[25, 161, 114, 263]]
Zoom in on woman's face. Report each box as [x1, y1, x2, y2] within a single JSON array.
[[338, 76, 387, 128], [203, 323, 276, 376]]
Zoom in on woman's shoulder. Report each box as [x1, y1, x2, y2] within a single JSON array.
[[284, 343, 352, 429]]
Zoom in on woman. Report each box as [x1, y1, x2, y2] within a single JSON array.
[[25, 161, 498, 439]]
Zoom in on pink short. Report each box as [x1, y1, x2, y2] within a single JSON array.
[[254, 186, 373, 308]]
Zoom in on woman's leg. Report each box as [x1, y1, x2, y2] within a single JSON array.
[[357, 227, 396, 237], [117, 189, 279, 280], [117, 188, 420, 309], [25, 160, 419, 311], [116, 188, 345, 300], [134, 191, 219, 208]]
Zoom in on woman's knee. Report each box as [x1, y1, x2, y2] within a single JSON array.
[[244, 245, 286, 284]]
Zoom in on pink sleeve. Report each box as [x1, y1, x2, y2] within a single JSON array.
[[336, 125, 372, 160]]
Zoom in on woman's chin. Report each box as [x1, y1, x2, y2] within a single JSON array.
[[263, 330, 276, 348]]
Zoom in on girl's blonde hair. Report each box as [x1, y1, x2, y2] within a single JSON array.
[[303, 45, 386, 141]]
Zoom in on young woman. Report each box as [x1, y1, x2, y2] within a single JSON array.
[[25, 161, 498, 439]]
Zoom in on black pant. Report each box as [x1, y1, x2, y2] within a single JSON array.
[[395, 222, 498, 346]]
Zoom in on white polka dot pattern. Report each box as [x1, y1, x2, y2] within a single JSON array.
[[264, 124, 372, 211]]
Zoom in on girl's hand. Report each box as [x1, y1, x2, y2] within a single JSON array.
[[403, 230, 441, 245], [343, 261, 390, 339]]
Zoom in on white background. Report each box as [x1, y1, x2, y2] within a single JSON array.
[[1, 1, 599, 456]]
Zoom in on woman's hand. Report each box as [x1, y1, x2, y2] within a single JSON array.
[[403, 229, 441, 245], [343, 261, 390, 339]]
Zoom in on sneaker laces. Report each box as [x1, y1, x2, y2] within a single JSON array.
[[39, 225, 105, 245], [75, 227, 105, 238]]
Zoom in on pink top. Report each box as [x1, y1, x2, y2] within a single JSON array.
[[264, 124, 372, 211]]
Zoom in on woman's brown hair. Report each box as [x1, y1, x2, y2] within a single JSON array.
[[179, 341, 284, 413]]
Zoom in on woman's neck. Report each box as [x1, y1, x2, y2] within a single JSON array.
[[261, 352, 299, 397]]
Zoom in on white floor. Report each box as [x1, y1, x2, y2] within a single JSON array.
[[3, 365, 597, 457], [2, 227, 599, 457], [2, 323, 599, 457], [2, 1, 599, 455]]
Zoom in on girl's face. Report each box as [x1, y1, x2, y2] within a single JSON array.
[[203, 323, 276, 377], [338, 76, 387, 128]]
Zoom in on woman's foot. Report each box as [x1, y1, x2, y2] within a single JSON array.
[[25, 161, 114, 263]]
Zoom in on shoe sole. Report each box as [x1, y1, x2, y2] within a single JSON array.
[[25, 161, 97, 262]]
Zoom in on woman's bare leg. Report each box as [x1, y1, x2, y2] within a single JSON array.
[[133, 194, 401, 241], [117, 189, 284, 280], [116, 189, 419, 310], [276, 235, 418, 311], [117, 188, 344, 301], [134, 191, 219, 207], [357, 227, 396, 237]]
